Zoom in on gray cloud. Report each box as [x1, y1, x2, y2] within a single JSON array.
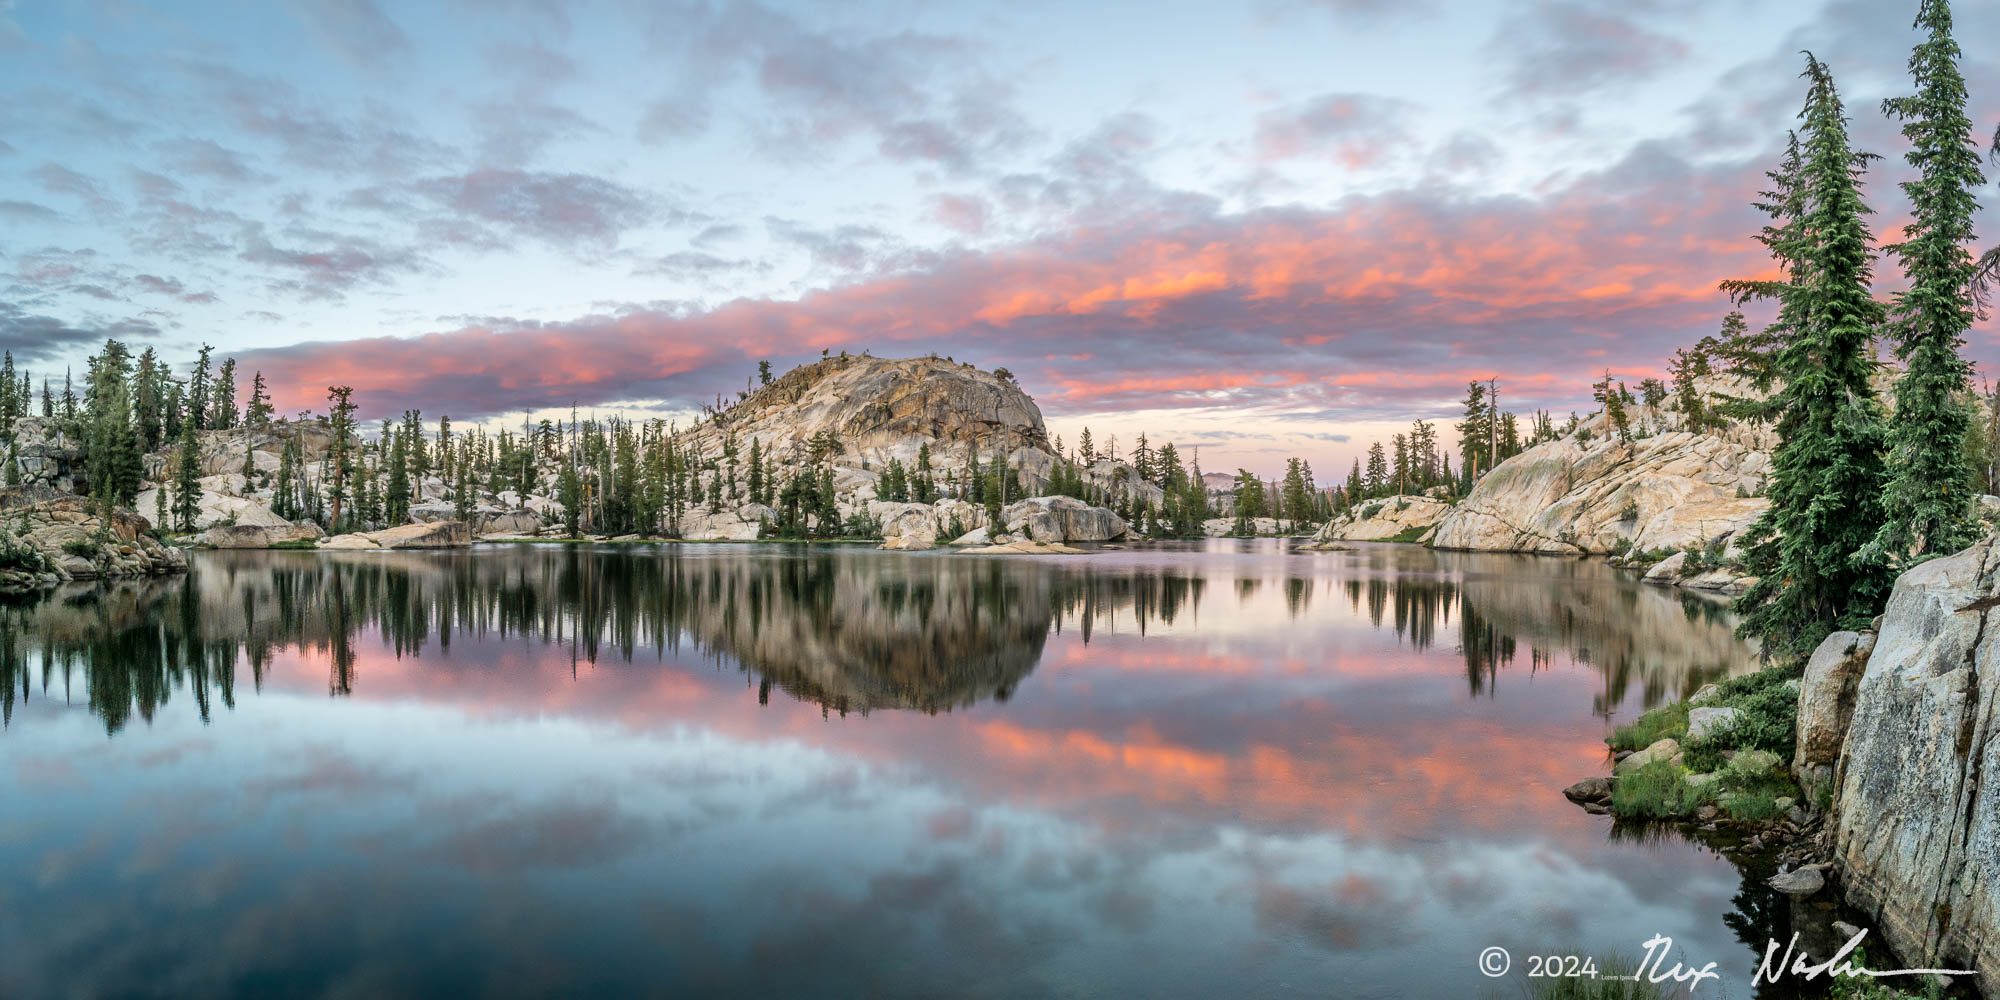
[[237, 221, 430, 300], [0, 199, 57, 223], [636, 1, 1033, 172], [1486, 0, 1690, 105], [0, 301, 160, 360], [406, 168, 659, 251], [153, 137, 265, 184], [1254, 92, 1417, 166]]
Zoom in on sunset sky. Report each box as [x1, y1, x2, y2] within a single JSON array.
[[4, 0, 1998, 475]]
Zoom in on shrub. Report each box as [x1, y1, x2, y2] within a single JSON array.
[[0, 534, 51, 574], [1387, 524, 1430, 544], [1829, 948, 1948, 999], [1681, 667, 1796, 771], [61, 538, 99, 559]]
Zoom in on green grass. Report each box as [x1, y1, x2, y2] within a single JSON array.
[[1610, 759, 1710, 819], [267, 539, 319, 550], [1386, 524, 1430, 544], [1610, 702, 1689, 752]]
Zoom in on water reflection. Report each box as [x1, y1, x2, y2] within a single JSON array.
[[4, 543, 1737, 734], [1, 542, 1795, 998]]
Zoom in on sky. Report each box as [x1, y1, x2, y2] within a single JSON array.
[[3, 0, 1999, 477]]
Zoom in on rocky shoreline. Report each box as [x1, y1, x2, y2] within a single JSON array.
[[0, 486, 186, 595], [1559, 540, 2000, 994]]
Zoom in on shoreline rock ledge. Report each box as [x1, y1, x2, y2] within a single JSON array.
[[0, 485, 187, 592], [1830, 534, 2000, 987]]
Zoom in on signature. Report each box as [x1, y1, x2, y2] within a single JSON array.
[[1752, 928, 1974, 987]]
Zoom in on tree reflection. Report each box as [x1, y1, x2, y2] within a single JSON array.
[[0, 543, 1753, 734]]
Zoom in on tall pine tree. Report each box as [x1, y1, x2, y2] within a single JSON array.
[[1733, 57, 1892, 657], [1866, 0, 1983, 566]]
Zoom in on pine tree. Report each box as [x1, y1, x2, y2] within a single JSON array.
[[326, 386, 358, 532], [1594, 371, 1632, 442], [558, 463, 582, 537], [385, 429, 411, 525], [187, 344, 213, 432], [133, 348, 165, 451], [211, 358, 238, 430], [245, 371, 274, 426], [1456, 381, 1490, 487], [0, 351, 13, 439], [1734, 57, 1893, 657], [83, 341, 143, 509], [1868, 0, 1983, 566], [172, 409, 201, 532]]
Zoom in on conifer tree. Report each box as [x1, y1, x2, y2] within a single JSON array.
[[83, 341, 143, 508], [1734, 57, 1893, 656], [1456, 381, 1490, 487], [172, 410, 201, 532], [133, 348, 164, 451], [245, 371, 274, 426], [1867, 0, 1984, 565], [558, 463, 582, 537], [187, 344, 213, 432], [326, 386, 357, 532], [212, 358, 238, 430], [385, 429, 411, 525]]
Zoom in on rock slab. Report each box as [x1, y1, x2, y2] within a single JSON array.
[[1832, 536, 2000, 985]]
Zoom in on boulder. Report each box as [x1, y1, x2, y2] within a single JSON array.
[[325, 521, 469, 549], [1001, 496, 1126, 543], [1613, 738, 1680, 775], [1311, 495, 1451, 543], [371, 520, 471, 548], [1643, 550, 1688, 583], [133, 486, 291, 530], [1563, 777, 1613, 804], [482, 510, 542, 535], [1686, 706, 1739, 742], [1832, 536, 2000, 983], [1768, 867, 1825, 898], [1689, 683, 1723, 706], [199, 522, 324, 549], [880, 533, 937, 551], [1794, 630, 1874, 787], [679, 504, 771, 540]]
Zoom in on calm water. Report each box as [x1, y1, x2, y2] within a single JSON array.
[[0, 541, 1816, 998]]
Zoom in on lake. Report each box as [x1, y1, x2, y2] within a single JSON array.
[[0, 540, 1815, 998]]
